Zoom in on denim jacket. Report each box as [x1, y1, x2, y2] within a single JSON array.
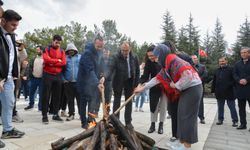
[[63, 54, 81, 82]]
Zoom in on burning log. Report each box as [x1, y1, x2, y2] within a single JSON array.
[[109, 133, 118, 150], [86, 122, 101, 150], [51, 93, 156, 150], [100, 121, 107, 150], [109, 114, 137, 150]]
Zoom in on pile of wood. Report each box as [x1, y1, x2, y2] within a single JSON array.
[[51, 91, 157, 150], [51, 114, 156, 150]]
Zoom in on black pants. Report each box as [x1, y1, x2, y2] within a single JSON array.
[[198, 84, 205, 120], [104, 81, 112, 104], [79, 94, 96, 126], [60, 85, 67, 111], [238, 98, 250, 126], [41, 73, 62, 117], [64, 82, 80, 116], [168, 100, 179, 138], [113, 79, 133, 125]]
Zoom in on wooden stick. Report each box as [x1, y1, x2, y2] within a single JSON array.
[[100, 87, 108, 120], [114, 93, 135, 115]]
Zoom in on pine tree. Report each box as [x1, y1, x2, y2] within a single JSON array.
[[177, 26, 189, 52], [237, 17, 250, 47], [161, 10, 177, 44], [185, 13, 200, 55], [210, 18, 226, 61], [232, 17, 250, 61], [202, 30, 213, 56]]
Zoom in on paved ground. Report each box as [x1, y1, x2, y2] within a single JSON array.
[[0, 97, 249, 150]]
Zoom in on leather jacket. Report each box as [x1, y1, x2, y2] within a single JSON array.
[[0, 28, 18, 81]]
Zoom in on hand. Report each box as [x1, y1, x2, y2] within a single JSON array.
[[22, 76, 27, 80], [170, 82, 176, 88], [134, 84, 145, 94], [58, 59, 62, 62], [239, 79, 247, 85], [0, 79, 5, 92], [99, 77, 105, 84]]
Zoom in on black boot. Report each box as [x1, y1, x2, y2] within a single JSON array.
[[158, 122, 163, 134], [148, 122, 155, 133]]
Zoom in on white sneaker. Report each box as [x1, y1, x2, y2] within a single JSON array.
[[12, 114, 24, 123], [60, 110, 67, 117], [134, 108, 138, 112], [139, 108, 144, 112], [165, 139, 181, 149], [172, 144, 192, 150]]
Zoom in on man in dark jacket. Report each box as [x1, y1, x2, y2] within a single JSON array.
[[77, 36, 104, 129], [109, 41, 140, 129], [212, 57, 238, 127], [192, 55, 207, 124], [233, 47, 250, 130], [0, 9, 25, 140]]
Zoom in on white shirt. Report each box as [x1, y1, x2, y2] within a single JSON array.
[[1, 27, 15, 78]]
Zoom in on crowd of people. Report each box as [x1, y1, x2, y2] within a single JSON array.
[[0, 1, 250, 150]]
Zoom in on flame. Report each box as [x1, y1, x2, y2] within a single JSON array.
[[88, 121, 97, 129]]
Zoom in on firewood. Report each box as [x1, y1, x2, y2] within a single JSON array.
[[135, 131, 156, 146], [109, 114, 137, 150], [127, 128, 143, 150], [140, 140, 152, 150], [100, 121, 107, 150], [51, 127, 95, 150], [86, 122, 101, 150], [67, 136, 91, 150], [109, 133, 118, 150]]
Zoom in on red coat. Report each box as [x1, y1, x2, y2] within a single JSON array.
[[43, 46, 66, 75]]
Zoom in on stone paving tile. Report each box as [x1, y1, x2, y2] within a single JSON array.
[[203, 104, 250, 150], [1, 98, 218, 149]]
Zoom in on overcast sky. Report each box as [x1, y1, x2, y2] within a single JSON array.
[[3, 0, 250, 46]]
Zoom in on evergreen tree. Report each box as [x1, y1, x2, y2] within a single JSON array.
[[177, 26, 189, 52], [232, 17, 250, 61], [102, 20, 122, 53], [202, 30, 213, 57], [185, 13, 200, 55], [161, 10, 177, 44], [210, 18, 226, 61], [65, 21, 87, 53]]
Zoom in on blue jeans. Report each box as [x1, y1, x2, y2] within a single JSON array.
[[217, 99, 238, 123], [0, 78, 15, 132], [135, 91, 145, 108], [29, 78, 42, 110]]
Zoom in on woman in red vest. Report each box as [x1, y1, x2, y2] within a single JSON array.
[[135, 44, 202, 150]]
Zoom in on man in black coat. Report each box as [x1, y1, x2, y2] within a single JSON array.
[[192, 55, 207, 124], [77, 36, 104, 129], [109, 42, 140, 129], [233, 47, 250, 130], [211, 57, 238, 127]]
